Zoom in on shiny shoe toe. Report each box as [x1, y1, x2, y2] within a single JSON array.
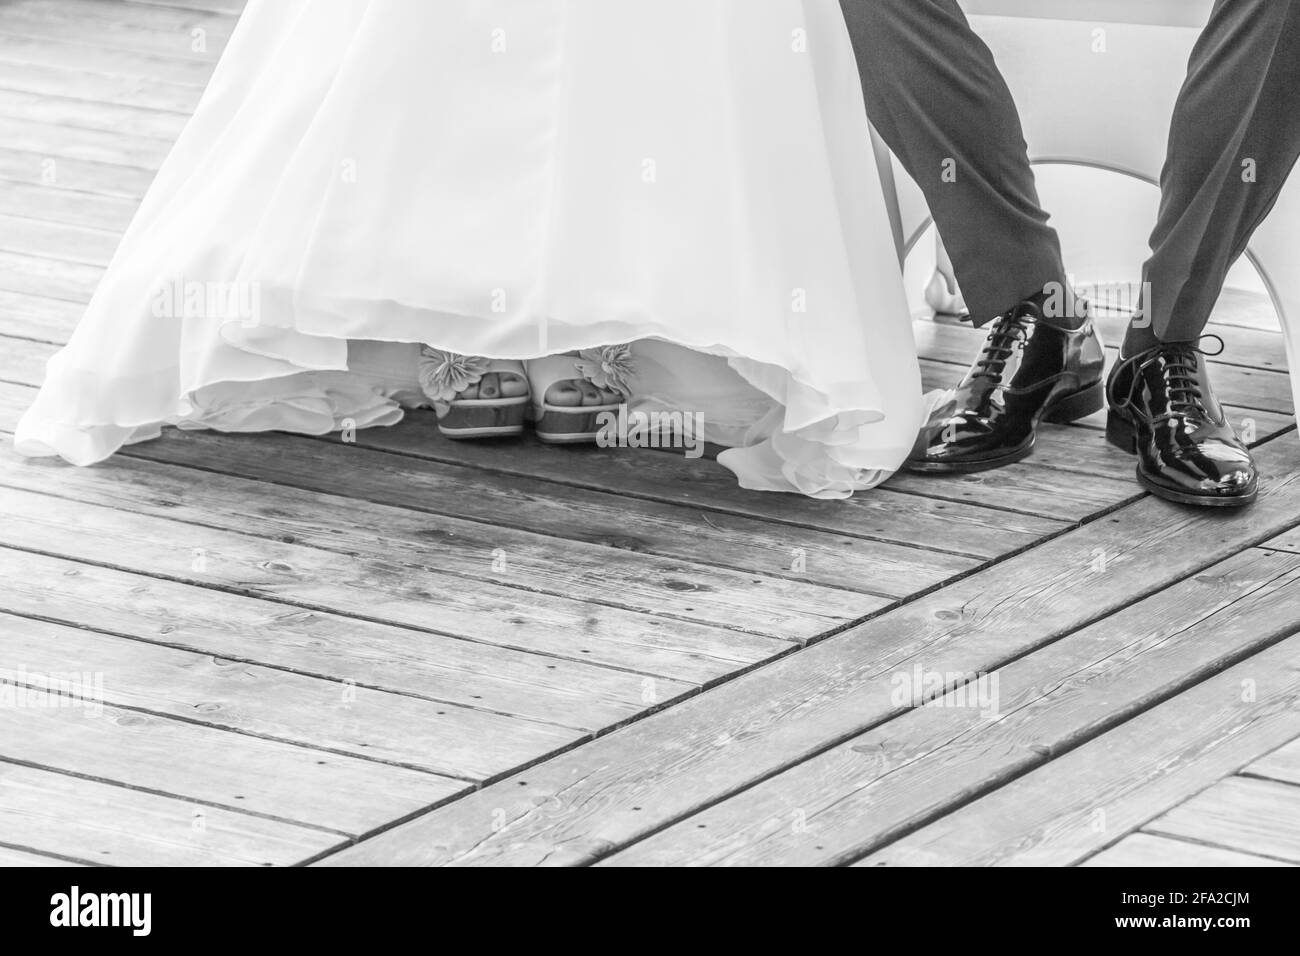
[[1105, 337, 1259, 508]]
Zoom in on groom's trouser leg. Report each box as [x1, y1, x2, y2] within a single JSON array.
[[840, 0, 1066, 326], [1136, 0, 1300, 347]]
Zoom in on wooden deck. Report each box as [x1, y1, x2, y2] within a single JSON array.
[[2, 0, 1299, 867]]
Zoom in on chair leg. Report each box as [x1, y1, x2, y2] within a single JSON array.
[[870, 125, 907, 271], [1245, 177, 1300, 431], [925, 230, 970, 316]]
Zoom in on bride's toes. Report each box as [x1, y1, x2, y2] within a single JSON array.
[[477, 373, 501, 399], [457, 382, 481, 400], [499, 374, 529, 399], [543, 379, 622, 407], [543, 380, 586, 407], [575, 380, 605, 406]]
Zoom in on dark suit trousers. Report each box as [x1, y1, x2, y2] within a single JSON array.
[[1142, 0, 1300, 340], [842, 0, 1300, 340]]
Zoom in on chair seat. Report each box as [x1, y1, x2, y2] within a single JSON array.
[[960, 0, 1212, 28]]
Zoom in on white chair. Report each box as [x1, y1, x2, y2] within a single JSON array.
[[876, 0, 1300, 418]]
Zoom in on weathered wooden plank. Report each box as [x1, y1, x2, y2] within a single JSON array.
[[884, 453, 1137, 519], [0, 249, 102, 301], [0, 370, 968, 600], [1245, 736, 1300, 786], [1144, 777, 1300, 864], [0, 761, 338, 866], [0, 429, 875, 638], [0, 686, 463, 835], [0, 335, 55, 385], [8, 0, 236, 33], [0, 213, 119, 266], [0, 353, 973, 600], [1082, 833, 1293, 867], [314, 435, 1300, 867], [0, 58, 201, 112], [0, 147, 154, 197], [1258, 528, 1300, 555], [601, 548, 1300, 866], [0, 361, 1088, 567], [0, 291, 82, 342], [0, 546, 671, 730], [0, 33, 215, 85], [0, 336, 60, 382], [858, 636, 1300, 866], [0, 352, 1097, 566], [2, 613, 577, 779], [0, 844, 82, 866], [0, 87, 188, 141], [0, 180, 136, 232], [0, 482, 793, 678], [367, 407, 1129, 526], [363, 416, 1072, 556], [146, 434, 954, 602], [1018, 426, 1146, 483], [128, 0, 246, 15], [1092, 315, 1287, 372], [0, 1, 232, 61], [1204, 287, 1285, 332], [0, 338, 1111, 564], [0, 115, 170, 169]]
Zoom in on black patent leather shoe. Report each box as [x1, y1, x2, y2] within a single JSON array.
[[1105, 337, 1258, 508], [906, 299, 1106, 473]]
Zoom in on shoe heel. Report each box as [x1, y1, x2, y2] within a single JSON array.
[[1105, 410, 1137, 454], [1042, 381, 1104, 424]]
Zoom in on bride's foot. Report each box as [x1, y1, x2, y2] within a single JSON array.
[[527, 346, 634, 444], [419, 349, 530, 439]]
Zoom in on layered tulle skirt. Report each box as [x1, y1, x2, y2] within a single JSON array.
[[14, 0, 928, 498]]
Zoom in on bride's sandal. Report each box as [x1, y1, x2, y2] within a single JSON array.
[[419, 348, 530, 439], [526, 345, 634, 444]]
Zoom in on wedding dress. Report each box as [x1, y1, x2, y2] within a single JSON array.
[[14, 0, 928, 498]]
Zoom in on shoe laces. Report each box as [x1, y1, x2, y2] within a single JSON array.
[[1116, 335, 1225, 417], [969, 310, 1032, 384]]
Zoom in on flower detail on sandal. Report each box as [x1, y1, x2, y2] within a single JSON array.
[[418, 347, 490, 408], [574, 344, 635, 396]]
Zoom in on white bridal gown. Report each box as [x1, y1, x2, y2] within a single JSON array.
[[14, 0, 928, 498]]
